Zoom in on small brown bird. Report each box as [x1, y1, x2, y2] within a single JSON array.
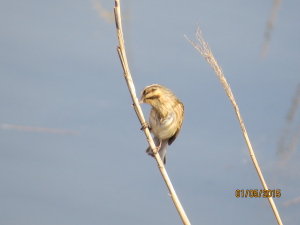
[[139, 84, 184, 164]]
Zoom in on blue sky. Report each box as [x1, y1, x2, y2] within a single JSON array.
[[0, 0, 300, 224]]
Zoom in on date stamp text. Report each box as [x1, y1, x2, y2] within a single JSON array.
[[235, 189, 281, 198]]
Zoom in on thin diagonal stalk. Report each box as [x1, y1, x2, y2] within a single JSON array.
[[114, 1, 191, 224], [185, 26, 283, 225]]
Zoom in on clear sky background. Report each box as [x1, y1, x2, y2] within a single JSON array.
[[1, 0, 300, 224]]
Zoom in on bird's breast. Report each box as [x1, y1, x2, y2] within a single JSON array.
[[149, 109, 177, 140]]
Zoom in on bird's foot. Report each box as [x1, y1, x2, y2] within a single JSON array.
[[153, 140, 162, 154], [146, 140, 162, 156], [140, 121, 151, 131]]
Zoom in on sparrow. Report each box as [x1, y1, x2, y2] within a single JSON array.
[[139, 84, 184, 164]]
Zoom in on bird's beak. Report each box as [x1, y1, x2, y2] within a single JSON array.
[[139, 97, 144, 104]]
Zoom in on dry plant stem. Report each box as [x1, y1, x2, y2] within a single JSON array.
[[261, 0, 281, 58], [185, 27, 283, 225], [114, 1, 191, 224]]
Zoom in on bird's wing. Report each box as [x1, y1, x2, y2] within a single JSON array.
[[168, 102, 184, 145], [168, 128, 180, 145]]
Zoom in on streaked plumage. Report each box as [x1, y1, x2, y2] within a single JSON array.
[[139, 84, 184, 164]]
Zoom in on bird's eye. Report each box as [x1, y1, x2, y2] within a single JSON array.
[[148, 95, 159, 100]]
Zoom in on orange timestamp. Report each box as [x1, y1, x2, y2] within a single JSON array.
[[235, 189, 281, 198]]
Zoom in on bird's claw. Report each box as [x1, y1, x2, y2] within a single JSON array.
[[140, 121, 151, 131], [146, 140, 162, 156], [152, 140, 162, 154]]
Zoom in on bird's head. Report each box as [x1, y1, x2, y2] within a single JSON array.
[[139, 84, 164, 108]]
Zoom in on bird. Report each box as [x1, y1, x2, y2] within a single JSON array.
[[139, 84, 184, 164]]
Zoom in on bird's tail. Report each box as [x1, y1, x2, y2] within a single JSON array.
[[146, 137, 168, 164]]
